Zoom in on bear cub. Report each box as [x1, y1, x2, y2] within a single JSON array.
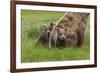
[[37, 23, 54, 45]]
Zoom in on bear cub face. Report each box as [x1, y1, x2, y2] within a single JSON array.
[[44, 22, 54, 39], [57, 28, 66, 41], [56, 28, 66, 48]]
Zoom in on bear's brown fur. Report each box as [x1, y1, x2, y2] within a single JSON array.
[[37, 22, 54, 45], [65, 28, 78, 47], [49, 12, 89, 48], [49, 27, 66, 48]]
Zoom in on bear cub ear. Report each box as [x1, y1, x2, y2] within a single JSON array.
[[50, 22, 54, 26], [42, 25, 46, 30], [50, 22, 54, 28]]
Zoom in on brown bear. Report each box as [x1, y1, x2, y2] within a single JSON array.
[[49, 27, 66, 48], [49, 12, 89, 48], [56, 27, 67, 48], [37, 22, 54, 45]]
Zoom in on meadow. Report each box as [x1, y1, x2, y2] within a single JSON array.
[[21, 10, 90, 63]]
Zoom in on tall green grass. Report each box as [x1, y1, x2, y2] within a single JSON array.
[[21, 10, 90, 63]]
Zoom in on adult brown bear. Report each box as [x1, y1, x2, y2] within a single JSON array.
[[49, 12, 89, 48]]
